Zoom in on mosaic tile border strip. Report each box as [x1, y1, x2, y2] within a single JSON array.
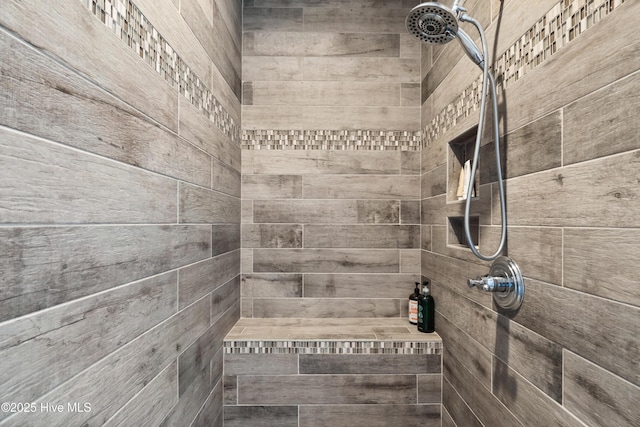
[[82, 0, 240, 144], [423, 0, 625, 146], [242, 130, 423, 151], [224, 340, 442, 355]]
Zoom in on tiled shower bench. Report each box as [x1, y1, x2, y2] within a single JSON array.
[[223, 318, 443, 427]]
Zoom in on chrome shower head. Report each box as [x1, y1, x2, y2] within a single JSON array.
[[405, 2, 458, 45], [406, 2, 484, 68]]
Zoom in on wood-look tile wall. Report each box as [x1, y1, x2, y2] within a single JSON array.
[[224, 352, 441, 427], [242, 149, 422, 318], [0, 1, 241, 426], [242, 0, 422, 132], [421, 1, 640, 426]]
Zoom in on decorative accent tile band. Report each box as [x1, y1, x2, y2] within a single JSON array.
[[224, 340, 442, 355], [82, 0, 240, 144], [423, 0, 625, 146], [242, 129, 422, 151]]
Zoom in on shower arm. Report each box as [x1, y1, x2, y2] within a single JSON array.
[[459, 14, 508, 262], [452, 0, 466, 15]]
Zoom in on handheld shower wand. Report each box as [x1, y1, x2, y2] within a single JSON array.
[[407, 2, 523, 311], [405, 1, 507, 262]]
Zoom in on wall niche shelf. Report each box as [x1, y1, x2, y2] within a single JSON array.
[[447, 126, 479, 204], [448, 215, 479, 249], [446, 127, 481, 250]]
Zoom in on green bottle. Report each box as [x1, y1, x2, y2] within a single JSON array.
[[417, 281, 435, 333]]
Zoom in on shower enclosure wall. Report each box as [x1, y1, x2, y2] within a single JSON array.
[[0, 0, 242, 425], [0, 0, 638, 426], [420, 0, 639, 426]]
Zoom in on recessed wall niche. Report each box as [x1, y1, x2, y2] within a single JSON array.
[[448, 216, 479, 249], [447, 126, 479, 203], [447, 127, 480, 250]]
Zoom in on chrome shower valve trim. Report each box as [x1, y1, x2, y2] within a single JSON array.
[[467, 257, 525, 311]]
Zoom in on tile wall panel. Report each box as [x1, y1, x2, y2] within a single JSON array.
[[421, 1, 639, 426], [563, 350, 640, 427], [242, 0, 421, 141], [243, 147, 424, 319], [0, 1, 241, 426]]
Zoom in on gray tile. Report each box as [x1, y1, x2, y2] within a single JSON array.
[[224, 354, 298, 376], [300, 354, 440, 374], [492, 357, 585, 427], [243, 31, 400, 57], [303, 175, 420, 199], [242, 224, 303, 248], [224, 406, 298, 427], [242, 273, 303, 297], [564, 350, 640, 427], [0, 272, 177, 407], [252, 298, 401, 318], [238, 374, 416, 404], [564, 228, 640, 307], [179, 183, 241, 224], [418, 374, 442, 403], [5, 298, 210, 426], [303, 273, 419, 298], [253, 249, 399, 273], [104, 362, 177, 427], [304, 225, 420, 248], [243, 7, 303, 31], [299, 404, 440, 427], [242, 175, 303, 199], [514, 279, 639, 387], [0, 129, 179, 225], [179, 251, 241, 310], [0, 225, 210, 321], [0, 0, 179, 130]]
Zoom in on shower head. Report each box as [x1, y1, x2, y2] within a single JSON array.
[[405, 2, 458, 45], [405, 2, 484, 68]]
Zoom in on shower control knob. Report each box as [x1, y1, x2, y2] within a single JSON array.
[[467, 276, 512, 292], [466, 257, 525, 311]]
